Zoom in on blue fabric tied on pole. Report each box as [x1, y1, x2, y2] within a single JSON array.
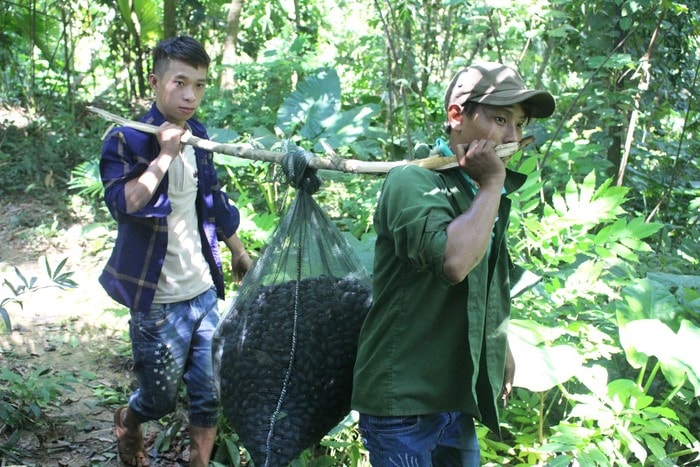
[[434, 137, 454, 157], [434, 138, 479, 193]]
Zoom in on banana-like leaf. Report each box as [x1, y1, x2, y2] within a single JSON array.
[[277, 67, 341, 140], [12, 9, 60, 68], [276, 67, 379, 152], [115, 0, 161, 41]]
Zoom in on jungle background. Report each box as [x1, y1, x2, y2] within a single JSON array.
[[1, 0, 699, 465]]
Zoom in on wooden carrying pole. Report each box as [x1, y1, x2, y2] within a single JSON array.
[[87, 106, 532, 174]]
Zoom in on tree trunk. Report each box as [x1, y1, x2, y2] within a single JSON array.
[[220, 0, 244, 91], [60, 4, 75, 121], [164, 0, 177, 39], [605, 3, 628, 181], [617, 12, 663, 186]]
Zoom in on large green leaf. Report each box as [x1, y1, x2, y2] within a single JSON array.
[[509, 319, 582, 392], [312, 104, 379, 152], [550, 172, 627, 226], [616, 278, 679, 325], [0, 306, 11, 333], [12, 8, 60, 67], [116, 0, 161, 41], [593, 217, 662, 262], [209, 127, 241, 144], [646, 272, 700, 290], [618, 319, 700, 396], [276, 67, 341, 139], [677, 320, 700, 395]]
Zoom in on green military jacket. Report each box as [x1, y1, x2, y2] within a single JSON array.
[[351, 163, 526, 435]]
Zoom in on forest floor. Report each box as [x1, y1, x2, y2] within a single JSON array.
[[0, 197, 195, 466]]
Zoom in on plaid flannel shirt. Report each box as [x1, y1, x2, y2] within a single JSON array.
[[98, 104, 240, 312]]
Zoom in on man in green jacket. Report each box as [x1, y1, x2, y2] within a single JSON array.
[[351, 62, 555, 466]]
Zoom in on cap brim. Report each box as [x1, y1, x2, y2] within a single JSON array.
[[475, 89, 555, 118]]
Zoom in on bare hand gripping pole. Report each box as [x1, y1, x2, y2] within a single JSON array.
[[87, 106, 533, 174]]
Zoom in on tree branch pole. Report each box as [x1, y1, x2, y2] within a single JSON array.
[[87, 106, 530, 174]]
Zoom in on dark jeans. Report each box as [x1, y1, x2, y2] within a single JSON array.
[[358, 412, 480, 466]]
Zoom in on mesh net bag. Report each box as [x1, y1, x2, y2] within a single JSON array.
[[212, 147, 372, 467]]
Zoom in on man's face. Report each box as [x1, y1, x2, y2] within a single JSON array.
[[149, 59, 207, 126], [454, 103, 526, 150]]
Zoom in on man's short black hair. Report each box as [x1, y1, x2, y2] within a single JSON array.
[[152, 35, 210, 76]]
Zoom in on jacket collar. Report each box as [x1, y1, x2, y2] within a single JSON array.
[[504, 168, 526, 195], [142, 103, 166, 126]]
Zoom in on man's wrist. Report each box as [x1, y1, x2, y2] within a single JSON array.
[[477, 177, 505, 193]]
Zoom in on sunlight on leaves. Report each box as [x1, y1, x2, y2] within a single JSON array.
[[617, 278, 680, 324], [619, 318, 700, 396], [509, 320, 582, 392]]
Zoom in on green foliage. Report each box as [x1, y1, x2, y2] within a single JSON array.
[[541, 375, 699, 465], [510, 155, 663, 283], [292, 414, 368, 466], [0, 365, 77, 456], [91, 383, 131, 407], [233, 0, 290, 61], [212, 416, 249, 466], [151, 416, 184, 456], [1, 258, 77, 333], [68, 158, 104, 202], [615, 278, 700, 396], [0, 106, 105, 196], [214, 413, 369, 467], [312, 172, 382, 239], [115, 0, 160, 42], [275, 66, 385, 158], [205, 60, 299, 133], [499, 163, 700, 465], [1, 0, 699, 464]]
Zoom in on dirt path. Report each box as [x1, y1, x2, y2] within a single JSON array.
[[0, 202, 133, 465], [0, 200, 192, 466]]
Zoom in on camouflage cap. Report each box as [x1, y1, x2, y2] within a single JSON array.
[[445, 62, 555, 118]]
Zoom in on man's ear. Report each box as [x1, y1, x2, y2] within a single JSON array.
[[148, 73, 158, 89], [446, 104, 464, 132]]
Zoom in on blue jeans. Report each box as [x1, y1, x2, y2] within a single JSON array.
[[128, 288, 220, 428], [358, 412, 480, 466]]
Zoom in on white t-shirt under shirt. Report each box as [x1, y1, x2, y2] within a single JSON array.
[[153, 144, 213, 304]]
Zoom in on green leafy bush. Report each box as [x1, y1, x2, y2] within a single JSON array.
[[0, 366, 78, 461], [490, 156, 700, 465]]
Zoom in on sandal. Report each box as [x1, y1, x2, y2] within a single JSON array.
[[114, 406, 150, 466]]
